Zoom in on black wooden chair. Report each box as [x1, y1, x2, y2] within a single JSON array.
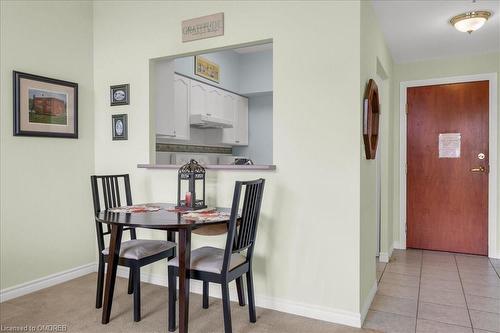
[[90, 174, 176, 322], [168, 178, 265, 333]]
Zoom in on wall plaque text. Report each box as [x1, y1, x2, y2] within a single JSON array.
[[182, 13, 224, 42]]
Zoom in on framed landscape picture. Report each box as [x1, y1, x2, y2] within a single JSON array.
[[195, 56, 220, 83], [13, 71, 78, 138]]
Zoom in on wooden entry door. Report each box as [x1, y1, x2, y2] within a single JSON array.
[[407, 81, 489, 255]]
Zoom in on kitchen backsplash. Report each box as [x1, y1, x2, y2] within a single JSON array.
[[156, 143, 232, 155]]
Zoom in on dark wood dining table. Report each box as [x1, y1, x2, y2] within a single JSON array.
[[95, 203, 232, 333]]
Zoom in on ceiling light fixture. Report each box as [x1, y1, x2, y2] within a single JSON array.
[[450, 11, 492, 33]]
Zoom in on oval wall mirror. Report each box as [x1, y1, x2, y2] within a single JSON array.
[[363, 79, 380, 160]]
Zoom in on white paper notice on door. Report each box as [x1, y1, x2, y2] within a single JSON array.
[[439, 133, 461, 158]]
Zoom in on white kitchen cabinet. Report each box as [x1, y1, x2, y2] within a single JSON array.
[[155, 61, 175, 137], [191, 80, 233, 122], [156, 70, 190, 140], [222, 92, 236, 124], [206, 86, 225, 119], [173, 74, 190, 140], [236, 96, 248, 145], [222, 95, 248, 146], [190, 80, 209, 116]]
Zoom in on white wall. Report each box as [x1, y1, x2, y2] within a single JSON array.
[[93, 0, 363, 325], [0, 0, 95, 289], [233, 93, 273, 164]]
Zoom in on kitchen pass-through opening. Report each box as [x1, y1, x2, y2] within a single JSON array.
[[150, 41, 273, 167]]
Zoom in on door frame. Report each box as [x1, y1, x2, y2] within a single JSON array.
[[399, 73, 498, 258]]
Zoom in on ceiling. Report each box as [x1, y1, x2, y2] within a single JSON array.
[[372, 0, 500, 63]]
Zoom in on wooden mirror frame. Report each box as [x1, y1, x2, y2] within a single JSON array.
[[363, 79, 380, 160]]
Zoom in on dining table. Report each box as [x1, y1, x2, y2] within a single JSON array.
[[95, 203, 233, 333]]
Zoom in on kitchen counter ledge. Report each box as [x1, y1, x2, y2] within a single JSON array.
[[137, 164, 276, 171]]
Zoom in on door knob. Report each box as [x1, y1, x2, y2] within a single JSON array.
[[470, 166, 486, 173]]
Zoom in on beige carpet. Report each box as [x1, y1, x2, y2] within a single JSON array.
[[0, 273, 378, 333]]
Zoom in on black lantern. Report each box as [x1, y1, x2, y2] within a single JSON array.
[[177, 159, 207, 210]]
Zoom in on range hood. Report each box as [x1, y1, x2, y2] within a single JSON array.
[[190, 114, 233, 129]]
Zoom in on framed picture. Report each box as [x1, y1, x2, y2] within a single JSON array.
[[13, 71, 78, 138], [110, 84, 129, 106], [194, 56, 220, 83], [112, 114, 128, 140]]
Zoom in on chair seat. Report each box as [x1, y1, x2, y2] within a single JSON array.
[[168, 246, 246, 274], [102, 239, 176, 260]]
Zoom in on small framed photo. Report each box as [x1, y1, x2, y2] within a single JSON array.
[[112, 114, 128, 140], [13, 71, 78, 138], [110, 84, 129, 106], [195, 56, 220, 83]]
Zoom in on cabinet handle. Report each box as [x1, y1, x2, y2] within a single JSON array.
[[206, 113, 212, 116]]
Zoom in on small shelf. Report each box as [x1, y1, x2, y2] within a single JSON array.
[[138, 164, 276, 171]]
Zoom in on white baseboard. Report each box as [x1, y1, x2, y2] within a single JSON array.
[[379, 243, 394, 262], [1, 264, 363, 327], [489, 251, 500, 259], [379, 253, 389, 263], [116, 268, 363, 328], [0, 263, 97, 303], [360, 281, 377, 325], [392, 240, 405, 250], [391, 242, 500, 259]]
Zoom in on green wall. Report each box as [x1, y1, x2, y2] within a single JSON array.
[[359, 0, 394, 318], [0, 0, 396, 326], [93, 0, 364, 324], [0, 1, 96, 289]]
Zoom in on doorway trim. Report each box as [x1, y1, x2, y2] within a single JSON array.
[[399, 73, 498, 258]]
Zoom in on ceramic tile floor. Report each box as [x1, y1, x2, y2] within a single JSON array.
[[364, 249, 500, 333]]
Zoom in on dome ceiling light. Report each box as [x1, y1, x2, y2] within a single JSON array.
[[450, 11, 492, 33]]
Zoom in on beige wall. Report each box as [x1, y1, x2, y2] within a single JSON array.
[[391, 52, 500, 256], [0, 1, 96, 289], [93, 0, 365, 324], [360, 0, 393, 315]]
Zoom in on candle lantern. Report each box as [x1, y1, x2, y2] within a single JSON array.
[[177, 159, 207, 210]]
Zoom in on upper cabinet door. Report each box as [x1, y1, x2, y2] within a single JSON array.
[[155, 61, 175, 137], [222, 92, 236, 144], [206, 86, 224, 119], [235, 96, 248, 145], [222, 92, 236, 122], [173, 74, 190, 140], [190, 80, 208, 116], [222, 95, 248, 146]]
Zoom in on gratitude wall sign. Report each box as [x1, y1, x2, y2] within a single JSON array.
[[182, 13, 224, 42]]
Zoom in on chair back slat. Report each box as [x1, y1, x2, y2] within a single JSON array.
[[222, 179, 265, 273], [244, 183, 259, 248], [91, 174, 136, 252], [237, 183, 257, 251], [114, 177, 121, 207]]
